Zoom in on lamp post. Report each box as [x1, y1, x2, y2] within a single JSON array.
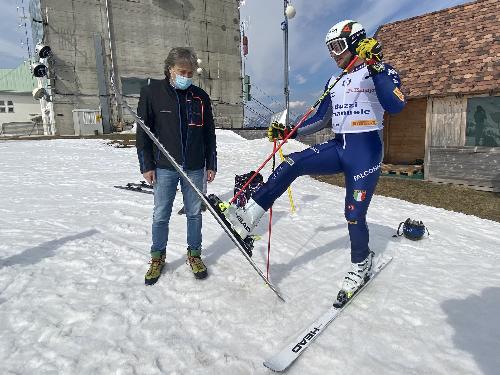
[[282, 1, 296, 127]]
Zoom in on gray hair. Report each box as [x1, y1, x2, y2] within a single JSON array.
[[164, 47, 198, 78]]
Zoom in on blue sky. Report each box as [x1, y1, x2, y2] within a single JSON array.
[[0, 0, 32, 68], [0, 0, 471, 113], [240, 0, 471, 113]]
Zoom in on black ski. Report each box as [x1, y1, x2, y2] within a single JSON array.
[[114, 184, 154, 195], [127, 181, 153, 189]]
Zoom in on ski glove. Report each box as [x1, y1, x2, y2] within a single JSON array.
[[267, 121, 295, 142], [356, 38, 383, 64]]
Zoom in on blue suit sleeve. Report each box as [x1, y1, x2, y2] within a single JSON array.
[[371, 64, 406, 114], [296, 81, 332, 136]]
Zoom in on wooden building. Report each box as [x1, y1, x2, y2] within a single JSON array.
[[376, 0, 499, 191]]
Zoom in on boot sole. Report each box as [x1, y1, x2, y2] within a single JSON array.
[[193, 270, 208, 280], [145, 264, 166, 285]]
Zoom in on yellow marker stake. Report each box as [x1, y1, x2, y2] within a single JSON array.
[[278, 148, 296, 214]]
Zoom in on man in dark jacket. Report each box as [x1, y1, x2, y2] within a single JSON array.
[[136, 47, 217, 285]]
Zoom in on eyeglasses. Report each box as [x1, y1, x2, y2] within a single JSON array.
[[326, 38, 348, 56]]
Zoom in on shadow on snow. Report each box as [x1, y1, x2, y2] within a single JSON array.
[[0, 229, 99, 269], [441, 287, 500, 375]]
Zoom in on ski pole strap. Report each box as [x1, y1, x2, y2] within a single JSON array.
[[279, 148, 296, 214], [266, 140, 277, 280], [266, 206, 273, 280], [273, 141, 277, 169]]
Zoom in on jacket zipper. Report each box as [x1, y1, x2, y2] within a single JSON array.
[[174, 89, 185, 167]]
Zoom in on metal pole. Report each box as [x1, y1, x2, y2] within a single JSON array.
[[105, 0, 122, 127], [282, 1, 290, 127]]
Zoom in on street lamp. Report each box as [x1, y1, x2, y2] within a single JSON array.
[[282, 1, 296, 127]]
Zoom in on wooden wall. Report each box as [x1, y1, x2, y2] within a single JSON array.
[[425, 95, 499, 191], [426, 147, 500, 191], [383, 98, 427, 164]]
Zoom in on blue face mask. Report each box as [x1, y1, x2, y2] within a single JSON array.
[[174, 74, 192, 90]]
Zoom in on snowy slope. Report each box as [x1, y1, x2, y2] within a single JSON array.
[[0, 131, 499, 375]]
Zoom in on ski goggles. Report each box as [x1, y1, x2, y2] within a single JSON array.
[[326, 38, 348, 56]]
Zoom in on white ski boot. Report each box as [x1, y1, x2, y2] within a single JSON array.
[[224, 198, 265, 238], [334, 251, 374, 307]]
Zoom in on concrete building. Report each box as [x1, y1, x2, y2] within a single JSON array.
[[0, 62, 43, 136], [29, 0, 243, 135]]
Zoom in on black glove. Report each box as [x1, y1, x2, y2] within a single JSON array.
[[267, 121, 294, 142]]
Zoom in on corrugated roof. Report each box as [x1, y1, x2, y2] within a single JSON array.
[[0, 61, 37, 93], [375, 0, 499, 98]]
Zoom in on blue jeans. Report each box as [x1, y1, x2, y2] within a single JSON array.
[[151, 168, 204, 253]]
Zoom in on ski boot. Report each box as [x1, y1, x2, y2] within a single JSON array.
[[333, 251, 374, 308], [145, 251, 166, 285], [186, 247, 208, 279], [206, 194, 262, 257]]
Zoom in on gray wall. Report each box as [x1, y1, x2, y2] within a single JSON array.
[[40, 0, 243, 134]]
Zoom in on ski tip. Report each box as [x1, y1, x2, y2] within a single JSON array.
[[263, 360, 287, 373]]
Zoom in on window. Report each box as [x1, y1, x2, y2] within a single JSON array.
[[465, 96, 500, 147], [0, 99, 14, 113]]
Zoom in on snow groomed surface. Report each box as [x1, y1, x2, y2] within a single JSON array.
[[0, 131, 499, 374]]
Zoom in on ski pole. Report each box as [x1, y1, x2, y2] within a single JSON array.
[[278, 147, 296, 214], [266, 140, 277, 280], [230, 56, 359, 205]]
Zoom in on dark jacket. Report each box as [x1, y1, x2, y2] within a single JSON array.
[[136, 79, 217, 173]]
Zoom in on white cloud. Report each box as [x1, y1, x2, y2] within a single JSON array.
[[296, 74, 307, 84], [289, 100, 306, 109]]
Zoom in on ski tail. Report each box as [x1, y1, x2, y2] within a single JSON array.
[[263, 256, 392, 372]]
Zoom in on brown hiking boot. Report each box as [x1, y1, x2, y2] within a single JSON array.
[[145, 251, 166, 285], [186, 247, 208, 279]]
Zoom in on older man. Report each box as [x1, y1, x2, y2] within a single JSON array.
[[136, 47, 217, 285]]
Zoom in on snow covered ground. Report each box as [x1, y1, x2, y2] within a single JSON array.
[[0, 130, 499, 375]]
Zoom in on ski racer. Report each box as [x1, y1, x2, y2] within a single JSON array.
[[223, 20, 405, 305]]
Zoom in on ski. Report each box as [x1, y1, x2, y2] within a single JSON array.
[[114, 184, 154, 195], [116, 93, 285, 302], [127, 181, 153, 189], [263, 256, 392, 372]]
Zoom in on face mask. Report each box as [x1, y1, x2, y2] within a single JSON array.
[[173, 73, 192, 90]]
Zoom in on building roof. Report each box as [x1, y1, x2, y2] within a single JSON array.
[[0, 61, 37, 93], [375, 0, 499, 99]]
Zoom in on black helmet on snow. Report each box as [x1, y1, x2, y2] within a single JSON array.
[[396, 218, 429, 241]]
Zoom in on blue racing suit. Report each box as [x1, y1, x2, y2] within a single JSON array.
[[252, 63, 406, 263]]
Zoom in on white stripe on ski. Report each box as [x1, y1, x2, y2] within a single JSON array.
[[263, 256, 392, 372]]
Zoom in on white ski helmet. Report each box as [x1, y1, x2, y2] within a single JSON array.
[[325, 20, 366, 56]]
